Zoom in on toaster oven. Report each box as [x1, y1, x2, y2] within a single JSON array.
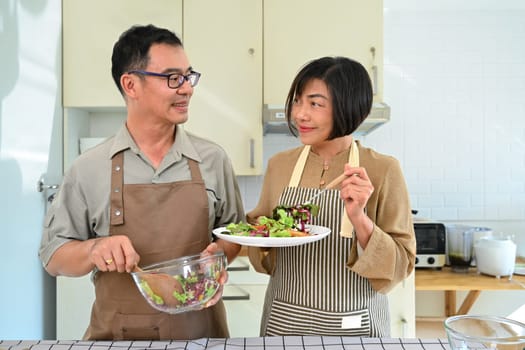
[[414, 222, 446, 268]]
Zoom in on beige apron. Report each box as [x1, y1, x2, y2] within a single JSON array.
[[84, 152, 229, 340], [261, 141, 390, 337]]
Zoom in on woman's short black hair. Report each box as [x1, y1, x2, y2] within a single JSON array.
[[111, 24, 183, 95], [285, 56, 373, 139]]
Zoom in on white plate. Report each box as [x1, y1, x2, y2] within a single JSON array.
[[212, 225, 331, 247]]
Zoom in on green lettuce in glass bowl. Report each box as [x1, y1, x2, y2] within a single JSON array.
[[131, 251, 226, 314]]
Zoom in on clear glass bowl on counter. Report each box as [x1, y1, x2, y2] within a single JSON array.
[[444, 315, 525, 350], [131, 251, 226, 314]]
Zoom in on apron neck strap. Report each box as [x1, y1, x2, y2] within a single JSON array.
[[288, 141, 359, 188], [187, 157, 202, 181], [289, 146, 311, 187]]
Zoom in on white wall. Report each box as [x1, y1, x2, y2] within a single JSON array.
[[237, 0, 525, 318], [0, 0, 62, 339]]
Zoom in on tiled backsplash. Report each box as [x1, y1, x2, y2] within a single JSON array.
[[237, 1, 525, 255]]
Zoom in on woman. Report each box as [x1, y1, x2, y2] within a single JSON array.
[[248, 56, 416, 337]]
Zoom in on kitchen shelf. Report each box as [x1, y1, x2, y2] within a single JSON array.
[[415, 264, 525, 316]]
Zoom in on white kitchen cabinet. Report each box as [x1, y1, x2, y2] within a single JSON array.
[[388, 272, 416, 338], [223, 257, 269, 337], [263, 0, 384, 106], [62, 0, 183, 108], [56, 275, 94, 339], [223, 284, 268, 337], [182, 0, 263, 175]]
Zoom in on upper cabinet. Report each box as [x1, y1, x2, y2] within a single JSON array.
[[62, 0, 183, 108], [62, 0, 382, 172], [182, 0, 263, 175], [263, 0, 384, 106]]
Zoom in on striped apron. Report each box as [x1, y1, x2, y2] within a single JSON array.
[[260, 142, 390, 337]]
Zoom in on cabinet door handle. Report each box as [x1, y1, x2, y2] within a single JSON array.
[[223, 285, 250, 301], [370, 46, 378, 96], [37, 175, 59, 192], [372, 65, 378, 95], [227, 265, 250, 272], [249, 138, 255, 168], [222, 294, 250, 301], [401, 318, 408, 338]]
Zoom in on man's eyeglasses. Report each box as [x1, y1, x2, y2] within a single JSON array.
[[127, 70, 201, 89]]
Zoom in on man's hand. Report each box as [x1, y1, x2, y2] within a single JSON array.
[[90, 235, 140, 273]]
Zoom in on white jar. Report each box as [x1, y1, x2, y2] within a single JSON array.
[[474, 236, 516, 278], [468, 227, 493, 266]]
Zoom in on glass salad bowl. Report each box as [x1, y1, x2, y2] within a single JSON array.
[[131, 251, 226, 314]]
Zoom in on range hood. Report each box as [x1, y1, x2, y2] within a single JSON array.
[[262, 102, 390, 136]]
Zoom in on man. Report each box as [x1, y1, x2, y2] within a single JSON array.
[[39, 24, 244, 340]]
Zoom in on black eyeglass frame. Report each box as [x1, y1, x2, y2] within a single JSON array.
[[127, 70, 201, 89]]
